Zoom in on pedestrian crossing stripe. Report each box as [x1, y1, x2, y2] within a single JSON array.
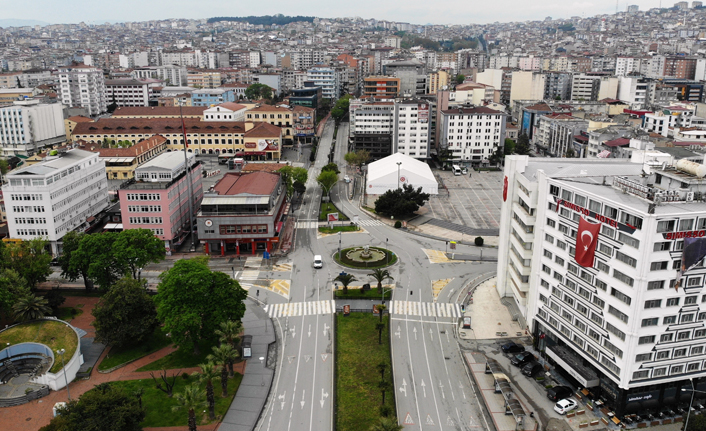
[[389, 300, 462, 318], [296, 221, 319, 229], [264, 300, 335, 318], [244, 257, 262, 269], [356, 219, 384, 226], [239, 270, 259, 280]]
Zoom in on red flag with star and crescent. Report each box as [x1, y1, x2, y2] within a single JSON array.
[[575, 216, 601, 267]]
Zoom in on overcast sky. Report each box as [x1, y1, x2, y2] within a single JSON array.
[[1, 0, 672, 26]]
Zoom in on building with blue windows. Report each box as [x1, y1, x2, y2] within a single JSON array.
[[191, 89, 237, 107]]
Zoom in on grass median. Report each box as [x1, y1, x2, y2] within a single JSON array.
[[336, 312, 395, 430]]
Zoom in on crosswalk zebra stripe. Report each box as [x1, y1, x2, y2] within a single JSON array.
[[265, 300, 337, 318], [388, 301, 462, 318]]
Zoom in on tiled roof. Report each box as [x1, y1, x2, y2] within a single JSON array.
[[68, 115, 93, 123], [73, 118, 245, 135], [603, 137, 631, 147], [244, 122, 282, 138], [249, 104, 290, 112], [213, 172, 279, 196], [112, 106, 206, 117], [86, 135, 167, 157], [215, 102, 247, 111]]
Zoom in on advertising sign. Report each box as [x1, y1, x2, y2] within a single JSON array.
[[418, 103, 429, 124], [257, 139, 277, 151], [343, 305, 351, 316], [328, 213, 339, 222], [553, 196, 636, 234]]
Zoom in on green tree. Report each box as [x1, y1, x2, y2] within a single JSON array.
[[684, 414, 706, 431], [59, 231, 94, 291], [207, 343, 239, 397], [368, 269, 393, 294], [489, 146, 504, 166], [13, 294, 52, 322], [565, 148, 575, 158], [172, 383, 207, 431], [293, 180, 306, 195], [113, 229, 166, 279], [214, 320, 243, 376], [321, 162, 340, 174], [514, 133, 531, 155], [330, 94, 351, 123], [374, 184, 430, 219], [344, 150, 371, 168], [92, 277, 158, 348], [193, 362, 220, 420], [369, 417, 403, 431], [334, 273, 357, 294], [0, 158, 9, 180], [155, 258, 247, 355], [4, 238, 52, 288], [80, 233, 123, 290], [244, 83, 273, 101], [317, 170, 338, 197], [503, 138, 516, 155], [455, 74, 465, 84], [278, 166, 308, 197], [44, 288, 66, 314], [376, 321, 385, 345], [39, 382, 145, 431], [0, 269, 30, 318]]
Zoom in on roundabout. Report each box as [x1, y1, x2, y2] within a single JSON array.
[[334, 245, 397, 269]]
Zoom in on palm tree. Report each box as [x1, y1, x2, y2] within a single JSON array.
[[193, 362, 220, 420], [214, 320, 242, 377], [369, 417, 403, 431], [12, 295, 52, 322], [334, 273, 357, 294], [376, 304, 387, 324], [207, 343, 239, 397], [376, 322, 385, 345], [172, 383, 207, 431], [368, 269, 393, 294]]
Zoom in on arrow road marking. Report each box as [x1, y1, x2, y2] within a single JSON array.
[[300, 390, 305, 409], [429, 327, 433, 341], [395, 325, 401, 339], [320, 388, 329, 408], [404, 413, 415, 425], [413, 327, 418, 340], [447, 416, 455, 426], [323, 324, 330, 336], [459, 381, 466, 399], [421, 379, 427, 397], [321, 353, 328, 362], [305, 355, 311, 362], [439, 381, 445, 399], [400, 378, 408, 397], [278, 391, 286, 411], [287, 356, 295, 364]]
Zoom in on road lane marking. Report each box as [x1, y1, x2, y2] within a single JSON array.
[[391, 317, 456, 325], [266, 300, 334, 318], [389, 300, 462, 318], [404, 413, 415, 425]]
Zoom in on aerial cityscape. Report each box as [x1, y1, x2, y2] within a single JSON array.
[[4, 2, 706, 431]]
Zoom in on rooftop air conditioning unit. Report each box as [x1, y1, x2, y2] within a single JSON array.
[[686, 192, 695, 202]]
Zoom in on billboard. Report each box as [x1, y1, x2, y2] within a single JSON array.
[[257, 139, 277, 151], [418, 103, 429, 124]]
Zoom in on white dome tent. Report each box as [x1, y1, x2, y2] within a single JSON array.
[[364, 153, 438, 206]]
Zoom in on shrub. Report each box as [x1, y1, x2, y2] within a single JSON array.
[[474, 236, 484, 246], [394, 221, 402, 229], [182, 372, 190, 380]]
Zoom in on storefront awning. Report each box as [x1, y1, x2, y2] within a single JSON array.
[[276, 221, 283, 233], [546, 345, 600, 388]]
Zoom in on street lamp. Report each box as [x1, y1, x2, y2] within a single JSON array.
[[381, 285, 394, 305], [682, 379, 701, 431], [385, 238, 388, 265], [338, 231, 342, 259], [396, 161, 402, 190], [56, 349, 70, 400]]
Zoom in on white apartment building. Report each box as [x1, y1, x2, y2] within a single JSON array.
[[349, 99, 395, 160], [306, 67, 339, 100], [2, 149, 109, 254], [615, 57, 646, 77], [105, 79, 156, 107], [393, 99, 432, 159], [438, 106, 506, 164], [0, 100, 65, 157], [132, 66, 188, 87], [643, 104, 696, 137], [55, 65, 107, 117], [499, 155, 706, 419]]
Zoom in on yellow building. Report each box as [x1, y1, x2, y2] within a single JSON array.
[[0, 72, 22, 88], [84, 135, 168, 180], [0, 88, 39, 104], [427, 70, 450, 95], [245, 104, 293, 145], [65, 116, 93, 141], [187, 71, 222, 89]]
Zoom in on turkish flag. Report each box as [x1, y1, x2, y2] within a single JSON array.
[[503, 176, 508, 202], [575, 216, 601, 267]]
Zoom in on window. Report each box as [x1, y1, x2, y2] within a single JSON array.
[[596, 260, 610, 273], [603, 339, 623, 358], [620, 212, 643, 230], [544, 249, 553, 259], [545, 233, 554, 244], [671, 365, 684, 375], [657, 220, 676, 233], [608, 305, 629, 323], [639, 335, 655, 344], [645, 299, 662, 309], [636, 353, 652, 362], [557, 240, 567, 250], [651, 261, 669, 271], [606, 322, 626, 340], [667, 298, 680, 307], [555, 256, 565, 266], [656, 351, 670, 360], [611, 288, 631, 305], [547, 218, 556, 228], [679, 219, 694, 231], [696, 329, 706, 338], [654, 368, 666, 377], [660, 333, 673, 342], [592, 296, 605, 308], [664, 315, 677, 324], [615, 251, 637, 268], [688, 363, 700, 372], [641, 318, 659, 327], [595, 279, 607, 291], [633, 370, 650, 380], [613, 269, 634, 286], [681, 314, 694, 323], [692, 346, 704, 355], [653, 242, 671, 252], [677, 331, 691, 340], [686, 295, 698, 305], [648, 280, 665, 290]]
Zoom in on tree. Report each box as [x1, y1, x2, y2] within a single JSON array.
[[321, 162, 340, 174], [92, 277, 158, 348], [150, 369, 179, 398], [317, 170, 338, 197], [489, 146, 504, 166], [59, 231, 94, 291], [368, 269, 393, 294], [4, 238, 52, 288], [44, 288, 66, 314], [193, 362, 220, 420], [374, 184, 430, 219], [376, 322, 385, 345], [369, 417, 403, 431], [293, 180, 306, 196], [344, 150, 370, 168], [455, 74, 465, 84], [515, 133, 531, 155], [13, 294, 52, 322], [207, 343, 239, 397], [330, 94, 351, 123], [244, 83, 273, 101], [38, 382, 145, 431], [80, 233, 123, 290], [684, 414, 706, 431], [0, 158, 9, 178], [378, 379, 392, 404], [214, 320, 243, 377], [172, 383, 207, 431], [113, 229, 166, 279], [503, 138, 516, 155], [334, 273, 357, 294], [0, 269, 30, 318], [565, 148, 575, 158], [155, 258, 247, 355], [278, 166, 308, 197]]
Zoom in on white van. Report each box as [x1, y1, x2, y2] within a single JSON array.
[[452, 165, 462, 176], [313, 255, 323, 268]]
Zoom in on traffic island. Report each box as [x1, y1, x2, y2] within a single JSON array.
[[333, 246, 397, 269]]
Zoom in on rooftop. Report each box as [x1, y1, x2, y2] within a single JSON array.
[[213, 171, 279, 196], [112, 106, 206, 117], [9, 149, 97, 177]]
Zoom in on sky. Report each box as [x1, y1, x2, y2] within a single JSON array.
[[0, 0, 674, 26]]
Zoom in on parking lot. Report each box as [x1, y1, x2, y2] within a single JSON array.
[[424, 169, 504, 230]]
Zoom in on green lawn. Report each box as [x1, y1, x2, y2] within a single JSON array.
[[318, 225, 360, 234], [54, 306, 83, 322], [336, 313, 395, 431], [335, 288, 392, 300], [136, 339, 223, 372], [98, 327, 173, 371], [0, 320, 78, 373], [319, 201, 349, 221], [103, 373, 242, 427]]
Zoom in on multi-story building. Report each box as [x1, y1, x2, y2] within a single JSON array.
[[363, 76, 400, 100], [289, 85, 322, 110], [87, 135, 168, 180], [498, 154, 706, 419], [663, 57, 697, 80], [438, 105, 506, 165], [55, 65, 107, 117], [643, 104, 696, 138], [393, 99, 432, 159], [349, 99, 395, 160], [132, 65, 188, 86], [307, 67, 339, 100], [197, 171, 287, 256], [118, 151, 202, 255], [292, 105, 316, 144], [427, 70, 450, 95], [0, 100, 65, 157], [2, 149, 109, 254], [244, 104, 293, 145], [544, 72, 573, 101], [190, 89, 237, 107], [533, 114, 588, 158], [186, 71, 222, 89], [105, 79, 156, 107]]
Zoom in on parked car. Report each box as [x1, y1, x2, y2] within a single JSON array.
[[510, 351, 534, 367], [547, 386, 574, 402], [521, 362, 544, 377], [501, 342, 525, 354], [344, 175, 351, 183], [554, 398, 578, 415]]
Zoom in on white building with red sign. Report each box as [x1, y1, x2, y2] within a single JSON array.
[[393, 99, 433, 160], [498, 154, 706, 419]]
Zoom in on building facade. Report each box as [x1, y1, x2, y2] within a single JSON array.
[[307, 67, 339, 100], [438, 106, 507, 165], [105, 79, 155, 107], [393, 99, 432, 159], [55, 65, 107, 117], [349, 99, 395, 160], [0, 100, 65, 157]]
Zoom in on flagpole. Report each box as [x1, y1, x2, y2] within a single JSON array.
[[180, 102, 197, 253]]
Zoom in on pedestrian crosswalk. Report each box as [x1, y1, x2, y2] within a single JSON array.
[[244, 257, 262, 269], [356, 219, 384, 226], [238, 270, 260, 280], [389, 300, 463, 318], [296, 221, 319, 229], [264, 300, 335, 318]]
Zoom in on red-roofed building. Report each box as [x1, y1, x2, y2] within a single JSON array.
[[197, 171, 287, 256]]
